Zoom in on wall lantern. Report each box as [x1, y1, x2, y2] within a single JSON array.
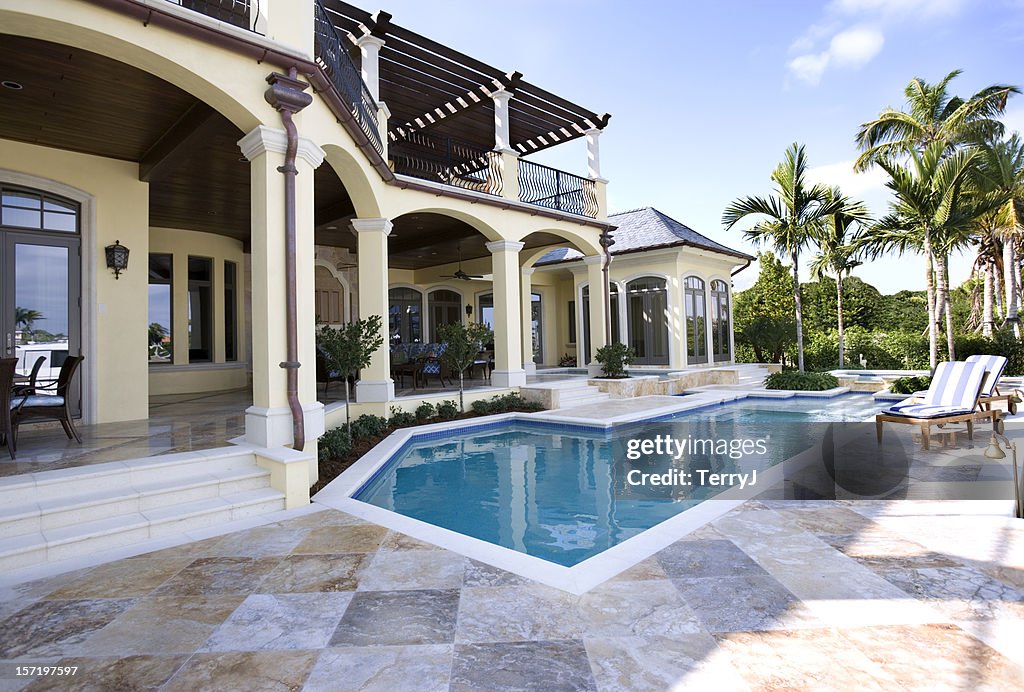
[[465, 304, 474, 316], [105, 240, 130, 280]]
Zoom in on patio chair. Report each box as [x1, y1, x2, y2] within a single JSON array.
[[875, 360, 1000, 450], [12, 355, 46, 397], [966, 354, 1018, 414], [11, 354, 84, 444], [1, 358, 17, 460]]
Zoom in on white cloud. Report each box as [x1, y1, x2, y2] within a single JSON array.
[[806, 160, 888, 198], [829, 0, 967, 18], [1002, 106, 1024, 138], [788, 26, 884, 85]]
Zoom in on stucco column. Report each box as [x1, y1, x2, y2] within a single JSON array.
[[239, 125, 326, 449], [488, 240, 526, 387], [262, 0, 314, 54], [585, 256, 608, 376], [521, 267, 536, 374], [353, 218, 395, 403], [491, 89, 520, 202]]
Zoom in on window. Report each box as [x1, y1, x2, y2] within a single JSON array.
[[567, 300, 576, 344], [429, 289, 462, 340], [148, 254, 173, 363], [711, 280, 731, 362], [530, 292, 543, 363], [478, 293, 494, 329], [685, 276, 708, 364], [188, 257, 213, 361], [224, 261, 238, 362], [581, 284, 621, 364], [626, 277, 669, 365], [1, 187, 78, 233], [389, 287, 422, 343]]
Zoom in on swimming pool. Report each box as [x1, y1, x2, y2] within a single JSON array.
[[351, 393, 882, 567]]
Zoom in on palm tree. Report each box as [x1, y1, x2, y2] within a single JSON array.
[[810, 188, 871, 368], [864, 143, 993, 370], [14, 307, 43, 344], [723, 143, 845, 371], [977, 134, 1024, 336], [855, 70, 1017, 171]]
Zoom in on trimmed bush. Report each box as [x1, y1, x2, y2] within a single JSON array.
[[349, 414, 388, 440], [319, 427, 352, 462], [594, 343, 635, 378], [388, 406, 417, 428], [415, 402, 436, 421], [764, 370, 840, 391], [436, 400, 459, 420], [470, 393, 544, 415], [889, 375, 931, 395]]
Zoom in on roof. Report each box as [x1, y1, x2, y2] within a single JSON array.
[[535, 207, 753, 265]]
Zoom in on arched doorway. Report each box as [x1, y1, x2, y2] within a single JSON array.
[[428, 288, 463, 341], [626, 277, 669, 366], [684, 276, 708, 365], [388, 287, 423, 343]]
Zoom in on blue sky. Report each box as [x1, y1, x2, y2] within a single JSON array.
[[366, 0, 1024, 292]]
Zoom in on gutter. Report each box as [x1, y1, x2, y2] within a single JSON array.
[[731, 257, 753, 277], [265, 69, 313, 452]]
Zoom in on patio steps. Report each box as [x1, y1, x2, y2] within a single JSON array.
[[0, 447, 285, 571], [553, 383, 611, 409]]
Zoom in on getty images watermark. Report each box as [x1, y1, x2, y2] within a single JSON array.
[[623, 434, 767, 490]]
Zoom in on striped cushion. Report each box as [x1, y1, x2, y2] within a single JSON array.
[[918, 361, 986, 409], [965, 354, 1008, 396], [884, 403, 975, 419]]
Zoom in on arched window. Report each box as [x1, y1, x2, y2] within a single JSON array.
[[389, 287, 422, 343], [626, 277, 669, 365], [428, 289, 462, 341], [711, 280, 731, 362], [684, 276, 707, 364]]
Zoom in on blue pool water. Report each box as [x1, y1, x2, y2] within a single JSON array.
[[354, 394, 882, 566]]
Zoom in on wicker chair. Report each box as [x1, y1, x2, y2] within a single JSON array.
[[11, 354, 84, 444], [12, 355, 46, 396]]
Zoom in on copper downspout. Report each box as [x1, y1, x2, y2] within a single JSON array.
[[599, 229, 615, 344], [265, 69, 312, 451]]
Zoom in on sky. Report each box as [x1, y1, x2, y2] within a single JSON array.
[[361, 0, 1024, 293]]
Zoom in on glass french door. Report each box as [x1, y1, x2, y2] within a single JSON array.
[[626, 277, 669, 366], [1, 222, 82, 416]]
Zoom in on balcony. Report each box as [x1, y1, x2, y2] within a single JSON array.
[[168, 0, 258, 32]]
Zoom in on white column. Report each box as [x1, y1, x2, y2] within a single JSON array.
[[585, 128, 602, 179], [239, 125, 326, 449], [492, 89, 514, 153], [353, 218, 395, 403], [584, 256, 608, 376], [488, 240, 527, 387], [356, 34, 385, 102], [521, 267, 536, 375]]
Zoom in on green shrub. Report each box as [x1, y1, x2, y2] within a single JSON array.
[[889, 375, 931, 395], [594, 343, 635, 378], [436, 400, 459, 420], [764, 370, 840, 391], [388, 406, 417, 428], [558, 353, 577, 367], [415, 402, 436, 421], [318, 427, 352, 462], [470, 393, 544, 415], [349, 414, 388, 440], [470, 399, 493, 415]]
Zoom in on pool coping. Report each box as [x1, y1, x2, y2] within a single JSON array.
[[312, 388, 870, 594]]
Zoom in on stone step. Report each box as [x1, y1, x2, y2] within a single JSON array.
[[0, 487, 286, 571]]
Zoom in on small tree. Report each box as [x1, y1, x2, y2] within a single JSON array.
[[437, 321, 493, 412], [594, 343, 635, 378], [317, 315, 384, 439]]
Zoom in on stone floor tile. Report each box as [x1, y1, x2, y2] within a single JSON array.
[[462, 559, 529, 588], [255, 553, 367, 594], [152, 557, 281, 597], [0, 598, 135, 658], [456, 584, 583, 643], [305, 644, 453, 692], [356, 549, 466, 591], [329, 590, 460, 647], [291, 524, 389, 555], [379, 530, 444, 552], [201, 593, 352, 651], [584, 634, 748, 692], [577, 580, 705, 638], [671, 575, 809, 633], [655, 539, 768, 579], [606, 556, 668, 583], [161, 650, 319, 691], [21, 654, 188, 691], [451, 640, 597, 692], [46, 558, 192, 599], [774, 505, 879, 535], [207, 526, 310, 558]]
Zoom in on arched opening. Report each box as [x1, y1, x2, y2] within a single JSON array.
[[428, 288, 463, 341], [388, 287, 423, 344], [710, 279, 732, 362], [684, 276, 708, 365], [626, 277, 670, 366], [315, 265, 346, 325]]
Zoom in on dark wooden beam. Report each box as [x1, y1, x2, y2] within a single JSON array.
[[139, 101, 218, 182], [389, 72, 522, 140]]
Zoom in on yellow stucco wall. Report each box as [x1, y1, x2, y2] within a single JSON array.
[[0, 139, 150, 423]]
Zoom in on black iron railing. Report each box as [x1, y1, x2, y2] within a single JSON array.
[[391, 130, 502, 195], [517, 159, 599, 218], [313, 0, 383, 156], [173, 0, 259, 32]]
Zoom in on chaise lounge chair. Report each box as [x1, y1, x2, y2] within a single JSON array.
[[876, 360, 1002, 450], [966, 354, 1018, 415]]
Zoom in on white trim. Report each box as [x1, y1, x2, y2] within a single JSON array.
[[0, 168, 97, 424], [425, 285, 465, 340], [237, 125, 326, 168], [350, 217, 393, 235], [485, 239, 525, 254], [582, 255, 603, 266]]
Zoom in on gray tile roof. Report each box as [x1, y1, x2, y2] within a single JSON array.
[[535, 207, 752, 265]]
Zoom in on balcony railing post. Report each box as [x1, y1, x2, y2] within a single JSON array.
[[498, 150, 519, 201], [355, 33, 385, 103], [377, 101, 391, 165]]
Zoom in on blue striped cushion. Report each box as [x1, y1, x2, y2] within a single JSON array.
[[965, 354, 1007, 396], [885, 403, 974, 419], [920, 361, 986, 409]]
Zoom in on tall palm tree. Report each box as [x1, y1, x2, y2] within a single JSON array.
[[977, 134, 1024, 336], [865, 143, 993, 370], [723, 143, 844, 371], [810, 188, 871, 368], [14, 307, 43, 344], [855, 70, 1017, 171]]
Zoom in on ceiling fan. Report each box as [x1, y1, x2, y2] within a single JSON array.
[[441, 244, 484, 281]]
